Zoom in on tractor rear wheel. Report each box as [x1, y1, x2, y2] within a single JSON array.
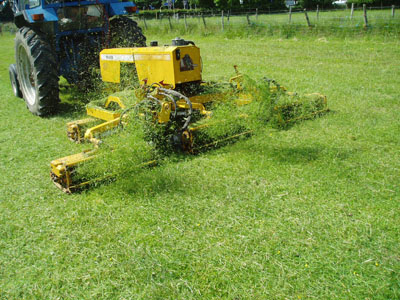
[[109, 16, 146, 47], [15, 27, 59, 116]]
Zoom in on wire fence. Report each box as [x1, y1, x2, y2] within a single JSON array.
[[0, 6, 398, 35], [135, 6, 399, 34], [141, 5, 398, 18]]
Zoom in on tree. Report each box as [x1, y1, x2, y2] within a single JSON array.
[[298, 0, 333, 9], [214, 0, 228, 9], [347, 0, 400, 6], [221, 0, 286, 10], [0, 1, 13, 21], [200, 0, 216, 8]]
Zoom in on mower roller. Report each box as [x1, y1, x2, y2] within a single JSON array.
[[50, 37, 328, 193]]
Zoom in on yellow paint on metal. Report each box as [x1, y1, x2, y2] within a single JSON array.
[[105, 96, 126, 109], [84, 118, 121, 142], [86, 106, 121, 121], [188, 93, 226, 104], [229, 75, 243, 90], [51, 44, 328, 193], [176, 100, 209, 116], [66, 118, 96, 143], [100, 45, 202, 87], [99, 48, 137, 83], [236, 93, 253, 106], [158, 101, 172, 123], [50, 149, 98, 192]]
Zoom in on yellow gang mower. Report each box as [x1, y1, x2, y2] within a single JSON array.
[[50, 38, 328, 193]]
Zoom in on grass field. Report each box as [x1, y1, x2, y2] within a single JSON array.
[[0, 20, 399, 299]]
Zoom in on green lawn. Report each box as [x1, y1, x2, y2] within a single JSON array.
[[0, 28, 399, 299]]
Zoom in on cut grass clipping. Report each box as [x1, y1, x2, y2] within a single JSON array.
[[74, 75, 328, 188]]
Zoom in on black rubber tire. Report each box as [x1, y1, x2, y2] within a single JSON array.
[[9, 64, 23, 98], [109, 16, 146, 47], [15, 27, 59, 116]]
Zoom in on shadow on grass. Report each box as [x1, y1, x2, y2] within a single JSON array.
[[71, 164, 188, 198], [69, 120, 346, 197], [77, 146, 327, 197], [55, 79, 105, 118], [206, 131, 352, 165], [74, 139, 345, 196], [269, 146, 322, 164]]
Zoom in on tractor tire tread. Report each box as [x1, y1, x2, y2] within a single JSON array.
[[15, 27, 59, 116]]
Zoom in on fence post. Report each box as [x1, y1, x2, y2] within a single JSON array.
[[392, 5, 395, 18], [184, 13, 188, 30], [304, 9, 311, 27], [176, 12, 179, 22], [227, 10, 230, 24], [256, 8, 258, 21], [202, 13, 207, 28], [363, 4, 368, 28], [221, 10, 224, 31], [350, 3, 354, 20], [143, 16, 148, 30], [246, 13, 250, 25], [289, 6, 292, 24], [316, 5, 319, 21], [168, 15, 172, 30]]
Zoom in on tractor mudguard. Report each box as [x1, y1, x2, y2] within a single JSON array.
[[23, 7, 58, 23], [108, 2, 137, 16]]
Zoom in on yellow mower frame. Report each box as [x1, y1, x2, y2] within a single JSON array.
[[51, 39, 328, 193]]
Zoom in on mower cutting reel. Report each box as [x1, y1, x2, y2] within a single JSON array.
[[50, 38, 328, 192]]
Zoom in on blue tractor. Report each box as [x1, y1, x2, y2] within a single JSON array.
[[5, 0, 146, 116]]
